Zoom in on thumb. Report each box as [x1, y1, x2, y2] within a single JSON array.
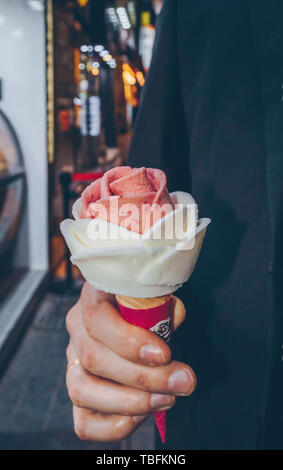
[[171, 296, 186, 332]]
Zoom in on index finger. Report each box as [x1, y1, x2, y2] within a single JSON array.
[[82, 300, 172, 366]]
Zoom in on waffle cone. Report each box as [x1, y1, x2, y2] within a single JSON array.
[[116, 294, 171, 310]]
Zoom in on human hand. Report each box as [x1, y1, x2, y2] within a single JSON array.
[[66, 282, 196, 442]]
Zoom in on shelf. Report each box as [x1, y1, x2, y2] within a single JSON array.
[[0, 171, 25, 187]]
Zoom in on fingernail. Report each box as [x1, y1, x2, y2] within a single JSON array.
[[133, 414, 148, 424], [139, 344, 163, 364], [150, 394, 173, 410], [168, 369, 195, 395]]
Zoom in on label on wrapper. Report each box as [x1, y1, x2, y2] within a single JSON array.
[[116, 294, 172, 343]]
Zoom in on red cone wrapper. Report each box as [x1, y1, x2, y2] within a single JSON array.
[[116, 294, 173, 444]]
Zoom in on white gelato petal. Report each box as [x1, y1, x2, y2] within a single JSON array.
[[60, 192, 211, 298]]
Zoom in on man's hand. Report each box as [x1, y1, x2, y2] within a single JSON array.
[[66, 282, 196, 442]]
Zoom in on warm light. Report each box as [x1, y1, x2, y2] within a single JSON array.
[[73, 21, 82, 31], [124, 84, 138, 106], [91, 68, 99, 76], [123, 63, 136, 76], [86, 60, 92, 72], [136, 70, 145, 87], [102, 54, 113, 62], [73, 49, 81, 84], [77, 0, 89, 7], [122, 63, 139, 105], [127, 2, 136, 26], [123, 70, 136, 86]]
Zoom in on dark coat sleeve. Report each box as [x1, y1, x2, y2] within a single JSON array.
[[128, 0, 191, 194]]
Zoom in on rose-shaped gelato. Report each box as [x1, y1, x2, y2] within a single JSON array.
[[60, 166, 211, 444], [60, 167, 211, 297], [81, 166, 174, 234]]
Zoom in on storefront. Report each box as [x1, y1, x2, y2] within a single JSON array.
[[0, 0, 160, 366], [0, 0, 48, 364], [48, 0, 159, 280]]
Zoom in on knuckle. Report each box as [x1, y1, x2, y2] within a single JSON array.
[[68, 380, 83, 407], [82, 305, 94, 329], [73, 407, 87, 440], [118, 397, 136, 416], [161, 344, 172, 364], [111, 419, 132, 442], [95, 300, 112, 320], [81, 343, 96, 372], [65, 308, 75, 334], [135, 369, 151, 390], [123, 393, 145, 415], [82, 300, 108, 329], [65, 313, 71, 334], [66, 343, 71, 360], [121, 328, 140, 351], [74, 412, 87, 440]]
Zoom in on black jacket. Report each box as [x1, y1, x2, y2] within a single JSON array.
[[129, 0, 283, 449]]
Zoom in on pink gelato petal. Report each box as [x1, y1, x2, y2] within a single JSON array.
[[100, 166, 132, 198], [81, 178, 101, 218], [80, 166, 173, 234], [110, 167, 154, 196]]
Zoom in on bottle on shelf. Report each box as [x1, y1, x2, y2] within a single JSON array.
[[138, 10, 155, 72]]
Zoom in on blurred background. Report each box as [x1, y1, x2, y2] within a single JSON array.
[[0, 0, 163, 450]]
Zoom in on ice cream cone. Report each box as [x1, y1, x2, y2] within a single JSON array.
[[60, 167, 210, 444]]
